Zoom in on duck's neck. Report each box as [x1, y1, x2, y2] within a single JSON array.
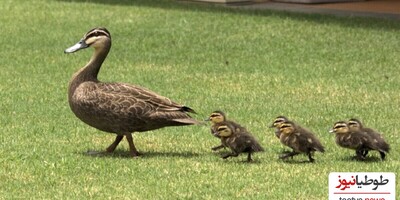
[[69, 42, 111, 95]]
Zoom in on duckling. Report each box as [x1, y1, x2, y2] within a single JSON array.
[[64, 27, 199, 157], [348, 118, 390, 160], [329, 121, 384, 161], [206, 111, 245, 151], [215, 122, 264, 162], [269, 116, 289, 139], [278, 121, 325, 162]]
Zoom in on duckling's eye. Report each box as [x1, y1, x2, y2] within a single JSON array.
[[334, 125, 346, 129], [217, 127, 227, 131], [348, 122, 358, 126]]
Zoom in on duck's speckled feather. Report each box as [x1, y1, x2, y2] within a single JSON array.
[[70, 81, 198, 133]]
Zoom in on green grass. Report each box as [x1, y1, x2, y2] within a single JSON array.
[[1, 0, 399, 199]]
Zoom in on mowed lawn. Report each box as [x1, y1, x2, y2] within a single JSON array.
[[0, 0, 399, 199]]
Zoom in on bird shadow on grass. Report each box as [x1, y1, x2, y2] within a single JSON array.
[[81, 149, 201, 159], [279, 159, 315, 164], [340, 156, 382, 163]]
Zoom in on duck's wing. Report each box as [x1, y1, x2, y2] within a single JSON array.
[[296, 131, 325, 152], [74, 82, 198, 124]]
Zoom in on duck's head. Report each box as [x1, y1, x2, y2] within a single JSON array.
[[216, 124, 233, 137], [270, 116, 289, 128], [348, 118, 363, 132], [65, 27, 111, 53], [205, 110, 226, 123], [279, 121, 296, 135], [329, 121, 349, 134]]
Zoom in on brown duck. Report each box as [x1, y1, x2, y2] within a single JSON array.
[[206, 111, 245, 151], [214, 121, 264, 162], [348, 118, 390, 160], [64, 27, 199, 157], [329, 121, 385, 161], [278, 121, 325, 162]]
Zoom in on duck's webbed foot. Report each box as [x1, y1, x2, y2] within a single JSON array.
[[279, 152, 300, 160], [222, 152, 239, 159], [211, 144, 225, 151]]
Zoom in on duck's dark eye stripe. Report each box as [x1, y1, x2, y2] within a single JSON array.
[[334, 125, 346, 129], [210, 114, 220, 117], [280, 125, 290, 128]]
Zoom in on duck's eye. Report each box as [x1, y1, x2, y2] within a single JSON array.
[[348, 122, 358, 126], [334, 125, 346, 129]]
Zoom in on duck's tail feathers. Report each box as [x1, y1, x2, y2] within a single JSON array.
[[173, 118, 203, 125], [181, 106, 197, 114]]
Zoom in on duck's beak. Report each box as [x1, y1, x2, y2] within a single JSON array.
[[328, 129, 335, 133], [204, 118, 211, 122], [64, 39, 88, 53]]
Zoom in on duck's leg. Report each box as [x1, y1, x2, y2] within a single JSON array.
[[307, 151, 315, 163], [362, 150, 369, 157], [279, 152, 300, 160], [125, 133, 140, 157], [106, 135, 124, 153], [247, 152, 253, 162], [379, 151, 386, 160], [355, 149, 366, 161], [211, 144, 225, 151], [222, 151, 239, 159]]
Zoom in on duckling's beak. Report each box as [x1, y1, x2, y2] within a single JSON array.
[[64, 39, 89, 53], [328, 129, 335, 133], [204, 118, 211, 121]]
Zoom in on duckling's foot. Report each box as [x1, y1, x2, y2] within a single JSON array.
[[379, 151, 386, 160], [246, 153, 253, 162], [279, 152, 300, 160], [351, 155, 366, 161], [211, 145, 224, 151], [222, 153, 231, 159], [307, 153, 315, 163]]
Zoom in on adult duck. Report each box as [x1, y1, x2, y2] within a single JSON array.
[[64, 27, 199, 157]]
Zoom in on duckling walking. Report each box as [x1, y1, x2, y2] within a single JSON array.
[[215, 122, 264, 162], [64, 27, 199, 157], [278, 121, 325, 162], [348, 119, 390, 160], [206, 111, 245, 151], [329, 121, 385, 161]]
